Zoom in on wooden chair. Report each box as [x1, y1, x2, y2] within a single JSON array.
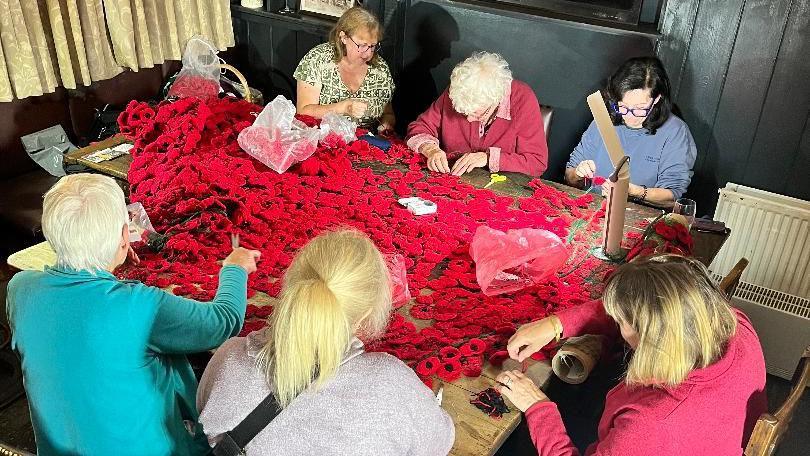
[[540, 105, 553, 135], [745, 346, 810, 456], [719, 257, 749, 298]]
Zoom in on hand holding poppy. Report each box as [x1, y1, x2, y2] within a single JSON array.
[[507, 317, 558, 362]]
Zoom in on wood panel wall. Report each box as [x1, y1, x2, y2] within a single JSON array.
[[658, 0, 810, 215]]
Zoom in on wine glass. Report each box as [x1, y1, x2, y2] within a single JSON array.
[[277, 0, 295, 15], [672, 198, 697, 229]]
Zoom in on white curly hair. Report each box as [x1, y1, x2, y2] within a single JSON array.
[[448, 52, 513, 116]]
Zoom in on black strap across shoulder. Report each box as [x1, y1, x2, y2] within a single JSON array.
[[211, 392, 281, 456]]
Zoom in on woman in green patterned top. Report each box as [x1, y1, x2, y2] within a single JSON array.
[[294, 7, 396, 131]]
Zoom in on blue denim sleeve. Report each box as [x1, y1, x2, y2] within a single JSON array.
[[655, 121, 697, 199]]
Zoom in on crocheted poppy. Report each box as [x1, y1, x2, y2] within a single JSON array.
[[439, 346, 461, 362], [437, 359, 463, 381], [416, 356, 440, 377]]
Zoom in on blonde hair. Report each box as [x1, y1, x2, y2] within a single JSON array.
[[42, 173, 128, 273], [602, 254, 737, 387], [329, 7, 383, 66], [449, 52, 513, 116], [258, 229, 392, 407]]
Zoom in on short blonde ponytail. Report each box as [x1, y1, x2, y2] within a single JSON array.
[[258, 229, 392, 407]]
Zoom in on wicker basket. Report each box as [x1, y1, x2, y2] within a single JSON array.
[[219, 63, 257, 104]]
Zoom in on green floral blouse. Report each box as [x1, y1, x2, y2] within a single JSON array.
[[293, 43, 395, 128]]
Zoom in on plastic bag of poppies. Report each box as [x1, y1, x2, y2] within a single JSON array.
[[470, 226, 569, 296], [167, 36, 221, 101], [237, 95, 322, 173]]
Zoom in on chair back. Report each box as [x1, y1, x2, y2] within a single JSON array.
[[745, 346, 810, 455], [0, 443, 35, 456], [719, 257, 748, 298], [540, 105, 553, 135]]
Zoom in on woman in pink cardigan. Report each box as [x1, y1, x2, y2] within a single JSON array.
[[502, 254, 767, 455], [406, 52, 548, 176]]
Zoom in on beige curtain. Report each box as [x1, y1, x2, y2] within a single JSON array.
[[0, 0, 234, 102]]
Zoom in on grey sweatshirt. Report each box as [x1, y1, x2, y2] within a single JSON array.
[[197, 330, 455, 455]]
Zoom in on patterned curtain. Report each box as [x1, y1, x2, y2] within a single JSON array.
[[0, 0, 234, 102]]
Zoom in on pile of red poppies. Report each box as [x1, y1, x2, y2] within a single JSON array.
[[117, 97, 629, 386]]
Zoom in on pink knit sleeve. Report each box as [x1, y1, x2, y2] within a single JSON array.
[[406, 90, 448, 154], [525, 401, 580, 455], [527, 401, 678, 456], [555, 299, 617, 340]]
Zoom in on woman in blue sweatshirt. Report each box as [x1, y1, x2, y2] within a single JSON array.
[[565, 57, 697, 207], [6, 174, 260, 455]]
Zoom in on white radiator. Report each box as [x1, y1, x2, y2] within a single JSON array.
[[711, 183, 810, 299], [710, 274, 810, 380]]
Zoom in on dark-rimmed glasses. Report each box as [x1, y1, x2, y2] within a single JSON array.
[[347, 35, 382, 53], [610, 100, 655, 117]]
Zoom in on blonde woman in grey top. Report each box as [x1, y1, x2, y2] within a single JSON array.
[[197, 230, 454, 455], [294, 7, 396, 130]]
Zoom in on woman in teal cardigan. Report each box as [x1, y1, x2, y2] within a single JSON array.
[[6, 174, 260, 456]]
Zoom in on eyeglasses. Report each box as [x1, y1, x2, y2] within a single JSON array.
[[347, 35, 382, 53], [610, 100, 655, 117]]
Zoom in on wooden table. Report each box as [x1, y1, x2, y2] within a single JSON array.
[[7, 160, 725, 455], [63, 135, 133, 180]]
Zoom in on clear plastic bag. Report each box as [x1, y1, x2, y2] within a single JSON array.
[[167, 36, 221, 100], [237, 95, 321, 173], [127, 203, 157, 243], [386, 254, 411, 309], [470, 226, 568, 296], [320, 112, 357, 143]]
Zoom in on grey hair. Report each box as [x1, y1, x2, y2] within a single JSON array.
[[449, 52, 513, 116], [42, 174, 129, 273]]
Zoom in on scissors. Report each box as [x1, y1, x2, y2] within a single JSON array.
[[231, 233, 240, 250], [484, 173, 507, 189]]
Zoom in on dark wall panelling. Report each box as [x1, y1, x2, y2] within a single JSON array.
[[699, 0, 793, 205], [396, 0, 656, 180], [744, 0, 810, 199], [655, 0, 701, 100], [230, 6, 331, 102], [657, 0, 810, 215]]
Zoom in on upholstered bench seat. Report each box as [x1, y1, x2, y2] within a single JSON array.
[[0, 169, 59, 256]]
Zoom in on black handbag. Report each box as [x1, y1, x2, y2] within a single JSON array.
[[210, 393, 281, 456]]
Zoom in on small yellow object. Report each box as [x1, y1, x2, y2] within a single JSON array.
[[484, 173, 508, 188]]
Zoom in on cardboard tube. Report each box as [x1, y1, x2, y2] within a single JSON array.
[[603, 176, 629, 257], [551, 335, 605, 384]]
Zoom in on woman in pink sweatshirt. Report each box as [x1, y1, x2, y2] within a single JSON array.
[[502, 254, 767, 455], [406, 52, 548, 177]]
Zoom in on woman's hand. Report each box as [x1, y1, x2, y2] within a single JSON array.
[[424, 146, 451, 173], [600, 180, 645, 199], [451, 152, 488, 176], [507, 317, 558, 362], [575, 160, 596, 179], [126, 246, 140, 265], [496, 370, 550, 412], [223, 247, 261, 274], [341, 99, 368, 119]]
